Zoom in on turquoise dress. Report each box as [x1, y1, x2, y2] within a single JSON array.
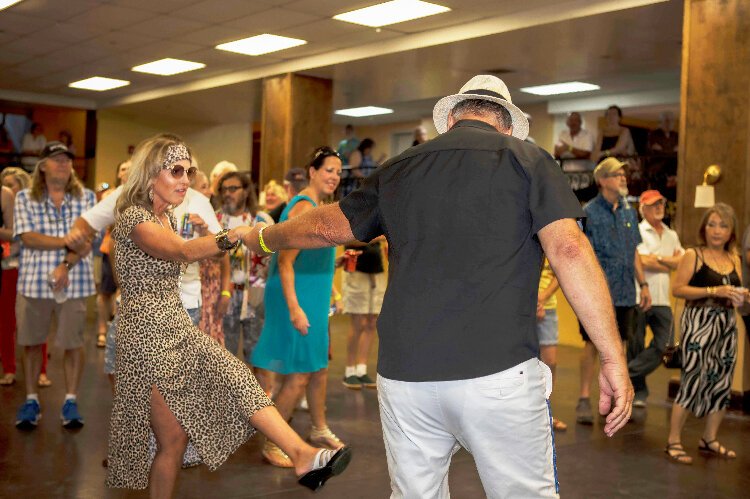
[[252, 195, 335, 374]]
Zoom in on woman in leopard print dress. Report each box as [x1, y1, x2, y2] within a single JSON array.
[[107, 134, 350, 496]]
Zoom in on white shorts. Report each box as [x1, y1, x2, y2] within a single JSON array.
[[343, 270, 386, 315], [377, 358, 558, 498]]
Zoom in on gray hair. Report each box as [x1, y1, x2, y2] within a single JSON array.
[[450, 99, 512, 132]]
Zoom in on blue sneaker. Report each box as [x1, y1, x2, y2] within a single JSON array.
[[61, 399, 84, 429], [15, 399, 41, 430]]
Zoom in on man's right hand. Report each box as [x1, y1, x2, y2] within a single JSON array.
[[65, 226, 90, 250], [598, 357, 633, 437]]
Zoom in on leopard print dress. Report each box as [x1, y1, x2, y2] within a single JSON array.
[[106, 205, 272, 489]]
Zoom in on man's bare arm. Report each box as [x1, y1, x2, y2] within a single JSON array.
[[249, 203, 356, 253], [538, 218, 633, 436]]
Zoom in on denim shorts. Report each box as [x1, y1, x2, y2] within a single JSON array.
[[536, 309, 559, 346]]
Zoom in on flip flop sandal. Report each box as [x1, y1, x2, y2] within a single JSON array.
[[0, 373, 16, 386], [665, 443, 692, 465], [698, 438, 736, 459], [298, 446, 352, 491], [96, 335, 107, 348]]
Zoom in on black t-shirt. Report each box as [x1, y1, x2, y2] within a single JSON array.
[[340, 119, 584, 382], [344, 241, 383, 274]]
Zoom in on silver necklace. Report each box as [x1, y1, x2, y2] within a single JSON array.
[[154, 212, 186, 290]]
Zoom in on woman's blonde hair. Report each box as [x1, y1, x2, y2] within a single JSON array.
[[29, 158, 84, 202], [0, 167, 31, 191], [263, 179, 288, 204], [115, 133, 191, 217]]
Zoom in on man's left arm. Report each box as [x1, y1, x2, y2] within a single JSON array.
[[634, 250, 651, 310], [244, 203, 356, 254], [539, 219, 633, 437]]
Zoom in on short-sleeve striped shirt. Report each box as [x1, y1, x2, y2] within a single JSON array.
[[14, 188, 96, 299]]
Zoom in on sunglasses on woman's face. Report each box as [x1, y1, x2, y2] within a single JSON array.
[[164, 164, 197, 181]]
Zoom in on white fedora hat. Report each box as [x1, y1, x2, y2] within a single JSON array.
[[432, 75, 529, 140]]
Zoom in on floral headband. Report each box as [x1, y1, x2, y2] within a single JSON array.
[[162, 143, 190, 169]]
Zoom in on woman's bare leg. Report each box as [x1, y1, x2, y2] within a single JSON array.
[[307, 368, 328, 429], [149, 386, 188, 499], [250, 405, 322, 476]]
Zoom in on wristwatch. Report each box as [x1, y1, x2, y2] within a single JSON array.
[[62, 259, 74, 271], [215, 229, 239, 252], [639, 282, 649, 288]]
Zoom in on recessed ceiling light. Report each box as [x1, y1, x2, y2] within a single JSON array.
[[216, 34, 306, 56], [0, 1, 24, 12], [132, 58, 206, 76], [520, 81, 600, 96], [68, 77, 130, 92], [333, 0, 451, 28], [335, 106, 394, 117]]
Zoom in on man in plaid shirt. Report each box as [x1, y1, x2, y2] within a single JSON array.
[[13, 141, 95, 430]]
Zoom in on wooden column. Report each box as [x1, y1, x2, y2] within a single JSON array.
[[676, 0, 750, 405], [259, 73, 333, 187]]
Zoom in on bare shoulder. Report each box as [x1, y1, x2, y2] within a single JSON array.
[[288, 199, 314, 218]]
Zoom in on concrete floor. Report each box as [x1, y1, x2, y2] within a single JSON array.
[[1, 315, 748, 498]]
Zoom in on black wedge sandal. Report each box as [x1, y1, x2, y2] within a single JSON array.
[[298, 446, 352, 491]]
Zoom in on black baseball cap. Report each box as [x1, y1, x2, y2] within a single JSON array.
[[40, 141, 75, 160]]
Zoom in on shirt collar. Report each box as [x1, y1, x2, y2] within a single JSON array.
[[450, 119, 501, 133]]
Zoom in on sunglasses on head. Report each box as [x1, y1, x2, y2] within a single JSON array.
[[164, 164, 197, 181]]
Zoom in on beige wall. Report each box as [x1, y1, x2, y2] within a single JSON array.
[[94, 109, 252, 187]]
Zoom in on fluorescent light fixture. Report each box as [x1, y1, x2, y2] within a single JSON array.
[[68, 77, 130, 91], [520, 81, 600, 96], [334, 0, 450, 27], [216, 34, 306, 56], [335, 106, 394, 117], [132, 58, 205, 76], [0, 1, 24, 12]]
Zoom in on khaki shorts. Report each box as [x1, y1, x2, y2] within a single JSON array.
[[343, 270, 386, 315], [16, 295, 87, 350]]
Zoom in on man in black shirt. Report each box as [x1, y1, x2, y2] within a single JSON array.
[[244, 75, 633, 497]]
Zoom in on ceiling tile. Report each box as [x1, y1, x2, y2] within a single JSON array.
[[280, 18, 378, 43], [283, 0, 376, 17], [104, 0, 205, 14], [175, 0, 273, 24], [0, 11, 56, 34], [223, 8, 320, 33], [124, 40, 207, 62], [38, 20, 109, 42], [124, 15, 207, 39], [66, 4, 155, 30], [3, 34, 76, 56], [0, 52, 28, 65], [89, 30, 159, 52], [183, 25, 249, 47], [8, 0, 101, 21]]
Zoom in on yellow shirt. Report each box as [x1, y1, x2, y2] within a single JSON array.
[[538, 258, 557, 310]]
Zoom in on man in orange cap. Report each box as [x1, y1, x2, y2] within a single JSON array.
[[629, 189, 684, 407]]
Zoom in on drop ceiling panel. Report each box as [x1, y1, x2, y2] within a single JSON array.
[[284, 0, 377, 17], [0, 11, 56, 34], [10, 0, 100, 20], [183, 25, 250, 47], [223, 8, 320, 33], [174, 0, 275, 23], [65, 4, 155, 31], [104, 0, 204, 14], [123, 15, 206, 39]]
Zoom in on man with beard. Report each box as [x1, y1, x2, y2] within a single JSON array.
[[216, 172, 272, 364], [576, 157, 651, 425]]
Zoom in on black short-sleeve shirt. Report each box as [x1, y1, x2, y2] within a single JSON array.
[[340, 119, 584, 382]]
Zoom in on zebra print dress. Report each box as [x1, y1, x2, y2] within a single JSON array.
[[674, 250, 739, 417]]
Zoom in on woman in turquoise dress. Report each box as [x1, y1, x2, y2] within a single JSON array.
[[253, 146, 344, 467]]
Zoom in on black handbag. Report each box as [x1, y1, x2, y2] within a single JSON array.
[[661, 310, 681, 369], [662, 343, 682, 369]]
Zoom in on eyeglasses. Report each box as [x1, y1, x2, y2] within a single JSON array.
[[221, 185, 243, 193], [164, 164, 197, 181], [605, 172, 627, 179]]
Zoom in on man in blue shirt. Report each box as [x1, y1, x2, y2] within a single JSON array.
[[576, 157, 651, 424]]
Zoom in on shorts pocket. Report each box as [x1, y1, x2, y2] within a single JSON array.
[[475, 369, 527, 399]]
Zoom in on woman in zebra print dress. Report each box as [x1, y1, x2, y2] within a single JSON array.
[[665, 203, 749, 464]]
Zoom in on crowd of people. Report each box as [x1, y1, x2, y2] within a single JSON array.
[[0, 75, 748, 497]]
